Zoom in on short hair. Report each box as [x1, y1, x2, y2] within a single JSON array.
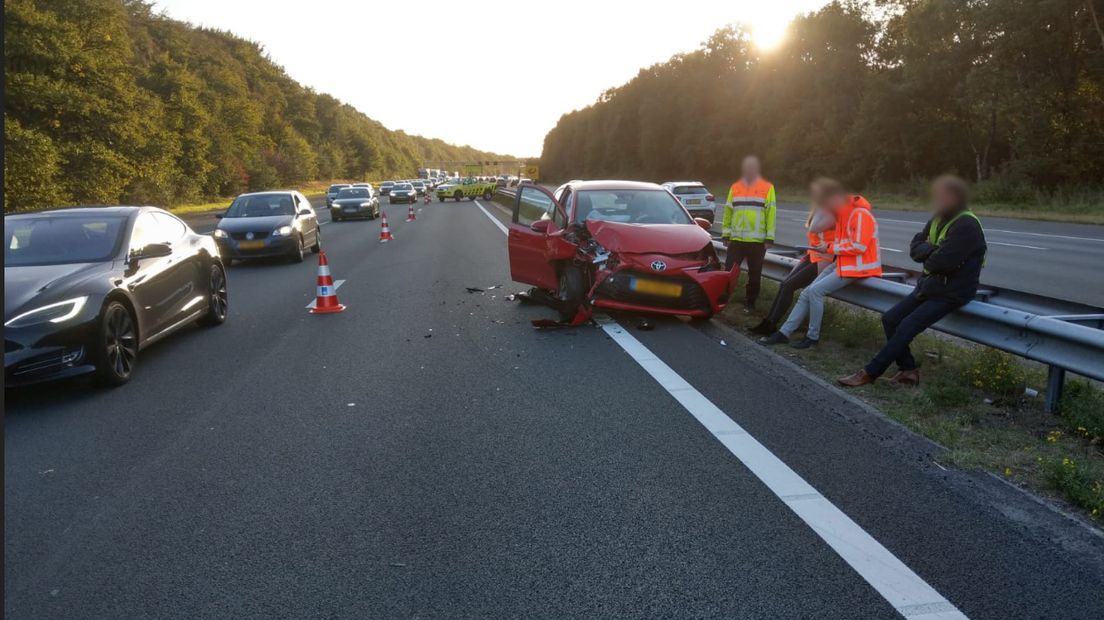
[[810, 177, 845, 202], [933, 174, 969, 205]]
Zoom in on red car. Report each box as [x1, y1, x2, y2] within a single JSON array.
[[507, 180, 735, 320]]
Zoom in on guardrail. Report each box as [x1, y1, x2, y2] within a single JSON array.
[[495, 187, 1104, 411]]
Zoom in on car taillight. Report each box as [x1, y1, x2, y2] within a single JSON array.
[[705, 194, 715, 202]]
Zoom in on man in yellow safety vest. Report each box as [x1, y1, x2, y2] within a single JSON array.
[[722, 155, 777, 312]]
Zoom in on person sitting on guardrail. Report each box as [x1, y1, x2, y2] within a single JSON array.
[[722, 155, 777, 313], [760, 178, 881, 349], [750, 179, 837, 335], [839, 175, 987, 387]]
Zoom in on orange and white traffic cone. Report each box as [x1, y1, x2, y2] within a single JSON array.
[[406, 204, 417, 222], [309, 251, 345, 314], [378, 210, 394, 242]]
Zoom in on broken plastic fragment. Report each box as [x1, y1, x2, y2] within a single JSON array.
[[720, 339, 727, 346]]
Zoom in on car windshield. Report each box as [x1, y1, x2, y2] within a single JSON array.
[[5, 214, 128, 266], [574, 189, 693, 225], [412, 182, 425, 187], [225, 194, 296, 218], [382, 182, 394, 187], [337, 188, 370, 199], [394, 184, 412, 191], [671, 185, 708, 195], [328, 185, 349, 192]]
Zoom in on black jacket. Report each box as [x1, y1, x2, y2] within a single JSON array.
[[909, 211, 987, 305]]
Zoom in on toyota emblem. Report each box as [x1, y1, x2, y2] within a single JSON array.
[[245, 232, 254, 240], [651, 260, 667, 272]]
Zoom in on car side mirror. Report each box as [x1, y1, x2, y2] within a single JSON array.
[[215, 214, 224, 219], [530, 219, 552, 233], [298, 208, 312, 216], [132, 242, 173, 260], [694, 217, 712, 231]]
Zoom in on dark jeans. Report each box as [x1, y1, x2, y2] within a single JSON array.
[[725, 241, 767, 305], [764, 258, 819, 326], [865, 292, 958, 378]]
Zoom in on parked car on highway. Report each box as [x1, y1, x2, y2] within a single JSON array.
[[389, 183, 417, 204], [379, 181, 396, 196], [330, 186, 380, 221], [213, 191, 321, 263], [326, 183, 352, 207], [411, 180, 427, 196], [4, 207, 228, 386], [661, 181, 717, 224], [507, 181, 730, 319]]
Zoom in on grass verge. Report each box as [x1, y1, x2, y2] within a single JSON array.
[[168, 181, 332, 216], [707, 182, 1104, 225], [720, 277, 1104, 523]]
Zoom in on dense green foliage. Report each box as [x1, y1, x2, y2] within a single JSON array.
[[541, 0, 1104, 194], [4, 0, 507, 210]]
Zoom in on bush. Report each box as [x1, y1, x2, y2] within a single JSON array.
[[962, 348, 1027, 401], [1060, 381, 1104, 444], [1040, 456, 1104, 520]]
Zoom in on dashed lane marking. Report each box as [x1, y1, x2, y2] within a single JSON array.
[[474, 200, 969, 620]]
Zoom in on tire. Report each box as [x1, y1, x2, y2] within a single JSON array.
[[556, 266, 587, 321], [333, 214, 342, 222], [483, 190, 492, 200], [198, 263, 229, 327], [311, 228, 321, 253], [94, 301, 138, 387], [453, 190, 463, 201], [291, 235, 305, 263]]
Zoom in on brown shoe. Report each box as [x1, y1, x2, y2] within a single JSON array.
[[837, 370, 875, 387], [888, 369, 920, 386]]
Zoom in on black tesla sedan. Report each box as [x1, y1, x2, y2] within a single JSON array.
[[389, 183, 417, 204], [212, 191, 321, 263], [5, 207, 228, 387]]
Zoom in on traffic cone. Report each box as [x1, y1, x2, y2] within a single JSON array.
[[309, 251, 345, 314], [378, 210, 394, 242], [406, 204, 417, 222]]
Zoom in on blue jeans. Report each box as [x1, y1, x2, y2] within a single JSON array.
[[865, 292, 958, 378], [779, 269, 857, 341]]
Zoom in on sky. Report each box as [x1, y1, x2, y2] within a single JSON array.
[[153, 0, 829, 157]]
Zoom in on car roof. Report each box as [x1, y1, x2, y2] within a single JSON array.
[[237, 190, 298, 198], [5, 206, 152, 219], [662, 181, 706, 187], [564, 180, 665, 191]]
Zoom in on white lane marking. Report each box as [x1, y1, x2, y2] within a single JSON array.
[[474, 199, 968, 619], [595, 317, 968, 620], [305, 279, 345, 309], [473, 200, 509, 234], [988, 241, 1048, 250]]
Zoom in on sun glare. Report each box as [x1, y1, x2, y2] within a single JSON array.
[[751, 19, 788, 50]]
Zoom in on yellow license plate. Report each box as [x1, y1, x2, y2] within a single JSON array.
[[686, 199, 701, 205], [238, 240, 265, 250], [631, 278, 683, 297]]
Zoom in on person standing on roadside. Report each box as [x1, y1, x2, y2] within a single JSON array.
[[761, 178, 881, 349], [839, 175, 986, 387], [750, 179, 837, 335], [722, 155, 776, 312]]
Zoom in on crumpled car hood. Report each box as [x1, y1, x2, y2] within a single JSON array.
[[586, 220, 711, 255]]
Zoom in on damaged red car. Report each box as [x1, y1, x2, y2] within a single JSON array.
[[507, 181, 736, 320]]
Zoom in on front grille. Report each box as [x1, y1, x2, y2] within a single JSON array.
[[9, 347, 83, 377], [596, 271, 710, 311], [229, 231, 270, 241]]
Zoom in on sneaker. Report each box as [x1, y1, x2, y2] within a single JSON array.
[[749, 319, 776, 335], [759, 332, 789, 346], [790, 337, 819, 349]]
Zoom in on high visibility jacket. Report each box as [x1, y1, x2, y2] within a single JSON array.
[[722, 178, 776, 243], [826, 195, 882, 278], [807, 229, 836, 263], [925, 210, 985, 272]]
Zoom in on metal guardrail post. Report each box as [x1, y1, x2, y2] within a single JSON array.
[[1046, 366, 1066, 414]]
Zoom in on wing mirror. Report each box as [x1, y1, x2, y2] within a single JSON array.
[[530, 219, 552, 233], [132, 242, 173, 260], [298, 208, 312, 216], [694, 217, 712, 231]]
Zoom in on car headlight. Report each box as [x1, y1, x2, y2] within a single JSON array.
[[360, 202, 371, 207], [272, 225, 293, 237], [5, 296, 90, 328], [212, 229, 228, 239]]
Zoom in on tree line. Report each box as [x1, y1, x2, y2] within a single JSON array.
[[3, 0, 509, 211], [540, 0, 1104, 199]]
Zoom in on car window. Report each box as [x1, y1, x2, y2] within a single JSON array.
[[5, 214, 127, 266], [574, 190, 693, 225], [515, 185, 557, 226], [130, 212, 162, 250], [225, 194, 296, 218], [152, 213, 188, 241], [337, 188, 371, 199], [671, 185, 708, 195]]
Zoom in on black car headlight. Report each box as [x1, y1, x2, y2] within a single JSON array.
[[5, 296, 90, 328]]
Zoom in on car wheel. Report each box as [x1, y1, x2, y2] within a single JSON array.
[[454, 190, 463, 201], [333, 214, 342, 222], [199, 263, 229, 327], [556, 266, 587, 321], [94, 301, 137, 387], [291, 235, 305, 263], [311, 228, 322, 253], [483, 190, 492, 200]]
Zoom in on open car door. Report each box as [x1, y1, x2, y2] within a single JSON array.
[[507, 185, 564, 291]]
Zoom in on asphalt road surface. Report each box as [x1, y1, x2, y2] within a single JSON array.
[[6, 196, 1104, 619], [712, 204, 1104, 307]]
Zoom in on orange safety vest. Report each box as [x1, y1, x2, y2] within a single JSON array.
[[827, 195, 881, 278], [806, 228, 836, 264]]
